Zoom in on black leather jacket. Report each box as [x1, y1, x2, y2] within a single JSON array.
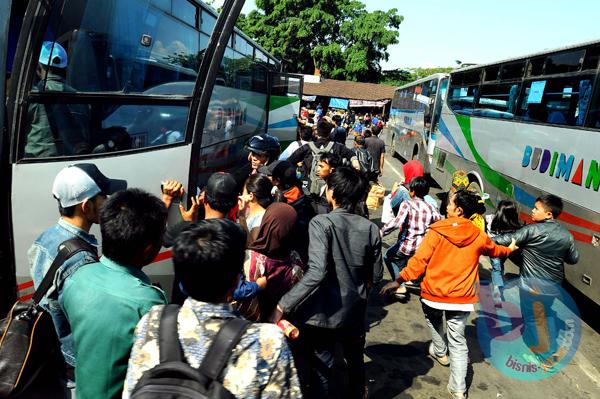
[[279, 208, 383, 330], [493, 220, 579, 286]]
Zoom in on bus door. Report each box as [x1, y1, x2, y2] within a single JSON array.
[[267, 72, 304, 146], [427, 77, 449, 159], [3, 0, 246, 305]]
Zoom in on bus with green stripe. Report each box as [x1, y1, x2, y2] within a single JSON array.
[[387, 40, 600, 306]]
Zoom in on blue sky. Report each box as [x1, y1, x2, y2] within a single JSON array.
[[239, 0, 600, 70]]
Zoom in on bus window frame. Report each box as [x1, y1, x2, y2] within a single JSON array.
[[7, 0, 254, 164]]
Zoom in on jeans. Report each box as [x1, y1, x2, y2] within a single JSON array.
[[291, 325, 366, 399], [383, 243, 409, 281], [519, 287, 559, 359], [490, 257, 505, 289], [28, 220, 98, 367], [421, 302, 470, 394]]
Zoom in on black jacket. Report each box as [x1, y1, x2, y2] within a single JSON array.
[[493, 220, 579, 290], [279, 208, 383, 330], [288, 193, 316, 264]]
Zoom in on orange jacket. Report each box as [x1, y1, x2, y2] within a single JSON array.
[[399, 217, 512, 304]]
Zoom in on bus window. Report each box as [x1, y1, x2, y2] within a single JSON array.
[[518, 76, 593, 126], [172, 0, 198, 28], [447, 85, 478, 115], [484, 66, 500, 82], [37, 0, 203, 94], [19, 0, 209, 160], [202, 42, 271, 147], [545, 50, 584, 75], [527, 57, 545, 77], [499, 61, 525, 80], [474, 84, 519, 119], [201, 9, 217, 35]]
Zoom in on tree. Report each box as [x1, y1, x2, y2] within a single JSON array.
[[237, 0, 403, 82], [380, 67, 454, 87]]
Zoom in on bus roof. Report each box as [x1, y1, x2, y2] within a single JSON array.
[[195, 0, 281, 68], [454, 38, 600, 73], [395, 73, 449, 92]]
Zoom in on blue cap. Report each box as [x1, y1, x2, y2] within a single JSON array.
[[39, 41, 68, 68]]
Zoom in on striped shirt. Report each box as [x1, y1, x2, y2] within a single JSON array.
[[381, 197, 442, 256]]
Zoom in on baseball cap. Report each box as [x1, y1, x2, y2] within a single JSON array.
[[52, 164, 128, 208], [39, 41, 68, 69], [205, 172, 237, 202]]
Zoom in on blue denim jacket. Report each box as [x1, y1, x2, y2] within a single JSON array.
[[28, 219, 98, 367]]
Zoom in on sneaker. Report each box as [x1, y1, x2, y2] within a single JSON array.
[[429, 344, 450, 366], [393, 285, 408, 300], [447, 385, 467, 398]]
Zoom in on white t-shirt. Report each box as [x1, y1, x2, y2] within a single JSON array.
[[279, 140, 308, 160], [421, 298, 475, 312]]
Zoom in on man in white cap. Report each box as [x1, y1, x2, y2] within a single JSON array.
[[25, 41, 91, 157], [28, 163, 126, 390]]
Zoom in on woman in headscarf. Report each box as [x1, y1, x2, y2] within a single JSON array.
[[244, 202, 305, 321]]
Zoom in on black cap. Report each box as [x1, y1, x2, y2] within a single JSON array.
[[73, 163, 128, 196], [205, 172, 238, 203]]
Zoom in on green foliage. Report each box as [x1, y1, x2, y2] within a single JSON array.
[[380, 67, 454, 87], [237, 0, 403, 82]]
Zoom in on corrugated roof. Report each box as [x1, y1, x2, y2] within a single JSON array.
[[303, 78, 397, 101]]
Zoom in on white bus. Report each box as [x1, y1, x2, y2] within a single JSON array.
[[389, 40, 600, 305], [387, 73, 449, 170], [0, 0, 303, 311]]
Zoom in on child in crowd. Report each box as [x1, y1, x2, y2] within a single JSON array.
[[381, 176, 441, 299], [485, 200, 522, 305]]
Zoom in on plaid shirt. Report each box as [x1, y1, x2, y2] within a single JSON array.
[[381, 197, 441, 256]]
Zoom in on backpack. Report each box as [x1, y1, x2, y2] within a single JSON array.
[[354, 147, 374, 176], [130, 305, 250, 399], [307, 141, 335, 195], [0, 238, 98, 397]]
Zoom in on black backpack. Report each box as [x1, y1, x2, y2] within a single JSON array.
[[131, 305, 250, 399]]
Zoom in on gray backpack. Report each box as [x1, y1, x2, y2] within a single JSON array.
[[307, 141, 335, 195]]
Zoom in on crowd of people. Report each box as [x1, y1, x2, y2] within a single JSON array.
[[26, 112, 579, 399]]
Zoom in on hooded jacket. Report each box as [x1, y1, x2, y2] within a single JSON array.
[[398, 217, 512, 304]]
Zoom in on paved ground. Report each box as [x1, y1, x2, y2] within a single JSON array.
[[357, 141, 600, 399]]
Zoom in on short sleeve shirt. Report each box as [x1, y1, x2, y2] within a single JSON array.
[[62, 256, 167, 399], [365, 136, 386, 173]]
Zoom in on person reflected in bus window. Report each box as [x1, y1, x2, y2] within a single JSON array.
[[149, 119, 184, 146], [25, 42, 91, 158]]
